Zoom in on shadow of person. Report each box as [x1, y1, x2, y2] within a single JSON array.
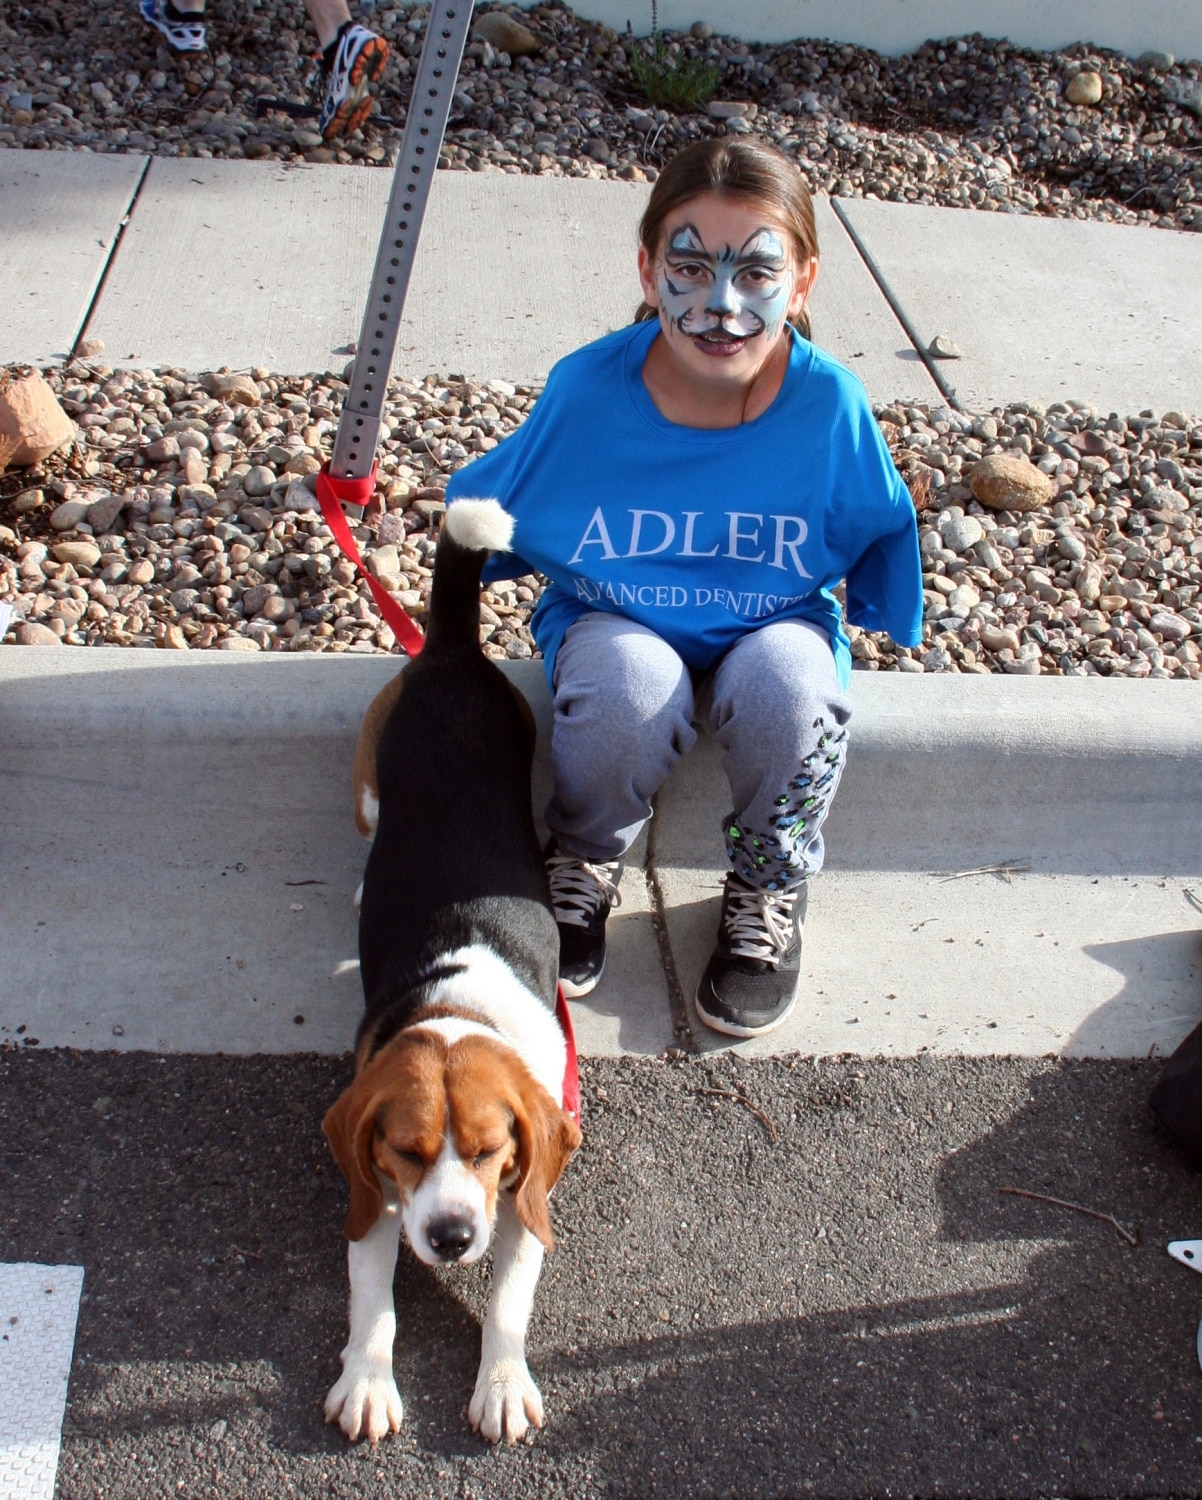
[[535, 1053, 1202, 1498], [1069, 927, 1202, 1059]]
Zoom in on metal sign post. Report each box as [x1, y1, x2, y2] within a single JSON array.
[[317, 0, 477, 654], [331, 0, 475, 480]]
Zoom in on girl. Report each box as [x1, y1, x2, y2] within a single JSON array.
[[445, 138, 923, 1037]]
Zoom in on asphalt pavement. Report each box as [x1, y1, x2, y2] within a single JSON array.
[[3, 1048, 1201, 1499]]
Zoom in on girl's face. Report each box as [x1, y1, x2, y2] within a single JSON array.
[[638, 192, 816, 395]]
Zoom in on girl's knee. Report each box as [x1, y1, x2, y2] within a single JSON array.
[[708, 621, 849, 735], [555, 614, 693, 725]]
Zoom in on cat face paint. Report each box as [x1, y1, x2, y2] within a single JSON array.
[[656, 223, 795, 348]]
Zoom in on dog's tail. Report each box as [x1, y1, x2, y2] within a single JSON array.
[[425, 496, 514, 651]]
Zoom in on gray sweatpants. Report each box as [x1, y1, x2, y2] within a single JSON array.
[[546, 611, 852, 892]]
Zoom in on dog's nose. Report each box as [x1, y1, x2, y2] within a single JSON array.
[[426, 1216, 475, 1261]]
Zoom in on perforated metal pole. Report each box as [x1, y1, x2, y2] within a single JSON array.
[[329, 0, 475, 482]]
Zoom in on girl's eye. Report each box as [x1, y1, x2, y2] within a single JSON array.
[[670, 261, 707, 280]]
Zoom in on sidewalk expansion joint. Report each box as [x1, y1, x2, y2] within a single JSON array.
[[644, 800, 696, 1052], [829, 197, 962, 412], [71, 153, 152, 360]]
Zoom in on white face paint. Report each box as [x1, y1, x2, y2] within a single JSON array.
[[656, 223, 795, 347]]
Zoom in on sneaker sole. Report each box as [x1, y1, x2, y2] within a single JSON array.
[[322, 35, 389, 141], [693, 984, 799, 1039], [139, 0, 207, 52], [559, 960, 604, 1000]]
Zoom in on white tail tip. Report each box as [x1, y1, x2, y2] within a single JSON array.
[[444, 497, 514, 554]]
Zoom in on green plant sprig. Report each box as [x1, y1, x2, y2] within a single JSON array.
[[626, 1, 721, 113]]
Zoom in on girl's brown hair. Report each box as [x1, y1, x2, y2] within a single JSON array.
[[635, 137, 819, 341]]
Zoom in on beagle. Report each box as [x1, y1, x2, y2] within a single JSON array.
[[323, 498, 581, 1448]]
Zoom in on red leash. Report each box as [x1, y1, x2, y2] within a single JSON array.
[[315, 462, 425, 657], [555, 986, 581, 1126]]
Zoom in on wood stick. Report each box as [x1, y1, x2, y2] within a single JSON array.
[[998, 1186, 1139, 1246], [937, 863, 1031, 884], [696, 1087, 778, 1143]]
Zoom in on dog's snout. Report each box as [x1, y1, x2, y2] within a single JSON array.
[[427, 1215, 475, 1262]]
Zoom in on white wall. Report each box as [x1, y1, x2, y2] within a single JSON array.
[[525, 0, 1202, 60]]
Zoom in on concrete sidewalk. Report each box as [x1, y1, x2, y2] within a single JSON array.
[[3, 148, 1202, 411], [2, 650, 1198, 1063]]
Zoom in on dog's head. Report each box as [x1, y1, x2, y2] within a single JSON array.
[[323, 1028, 581, 1264]]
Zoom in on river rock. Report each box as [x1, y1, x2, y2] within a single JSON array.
[[208, 372, 262, 406], [969, 453, 1054, 512], [1066, 71, 1103, 106], [50, 498, 94, 531], [15, 621, 62, 646], [52, 539, 102, 569], [472, 12, 539, 56], [87, 492, 128, 533]]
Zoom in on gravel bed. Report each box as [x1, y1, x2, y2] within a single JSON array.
[[2, 359, 1200, 677], [1, 2, 1201, 232]]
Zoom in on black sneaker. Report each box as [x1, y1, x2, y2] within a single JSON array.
[[695, 875, 807, 1037], [545, 842, 623, 998]]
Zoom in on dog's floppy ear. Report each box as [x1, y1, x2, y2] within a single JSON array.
[[511, 1084, 582, 1251], [322, 1080, 386, 1241]]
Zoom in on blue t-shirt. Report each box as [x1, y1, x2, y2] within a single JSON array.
[[445, 320, 923, 688]]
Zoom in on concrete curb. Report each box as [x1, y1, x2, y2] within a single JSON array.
[[1, 649, 1199, 1059]]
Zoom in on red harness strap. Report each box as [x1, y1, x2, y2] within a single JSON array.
[[315, 462, 425, 658], [555, 985, 581, 1126]]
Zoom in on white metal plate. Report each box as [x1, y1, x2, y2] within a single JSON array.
[[0, 1263, 85, 1500]]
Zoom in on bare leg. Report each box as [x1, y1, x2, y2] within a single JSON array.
[[305, 0, 353, 51]]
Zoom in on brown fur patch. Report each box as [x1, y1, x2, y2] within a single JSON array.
[[352, 670, 408, 837]]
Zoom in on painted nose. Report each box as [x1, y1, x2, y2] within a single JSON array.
[[707, 277, 739, 317], [426, 1216, 475, 1262]]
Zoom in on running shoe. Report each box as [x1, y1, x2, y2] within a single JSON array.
[[694, 874, 808, 1037], [318, 23, 389, 140], [545, 840, 623, 998], [138, 0, 207, 53]]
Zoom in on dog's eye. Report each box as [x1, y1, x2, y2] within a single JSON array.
[[472, 1146, 502, 1169], [397, 1150, 424, 1168]]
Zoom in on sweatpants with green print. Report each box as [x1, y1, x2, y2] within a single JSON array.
[[545, 610, 852, 891]]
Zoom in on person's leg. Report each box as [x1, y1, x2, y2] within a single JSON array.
[[693, 620, 851, 1035], [305, 0, 350, 50], [546, 611, 696, 995], [705, 619, 851, 889], [548, 610, 696, 860], [309, 0, 389, 140]]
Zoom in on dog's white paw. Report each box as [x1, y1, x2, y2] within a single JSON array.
[[468, 1358, 544, 1445], [325, 1359, 403, 1444]]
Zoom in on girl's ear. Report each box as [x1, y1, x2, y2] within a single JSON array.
[[637, 244, 660, 313], [789, 255, 818, 323]]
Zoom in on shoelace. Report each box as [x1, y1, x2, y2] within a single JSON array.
[[722, 882, 799, 963], [546, 852, 622, 928]]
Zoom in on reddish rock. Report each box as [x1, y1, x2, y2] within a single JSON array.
[[0, 370, 76, 467]]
